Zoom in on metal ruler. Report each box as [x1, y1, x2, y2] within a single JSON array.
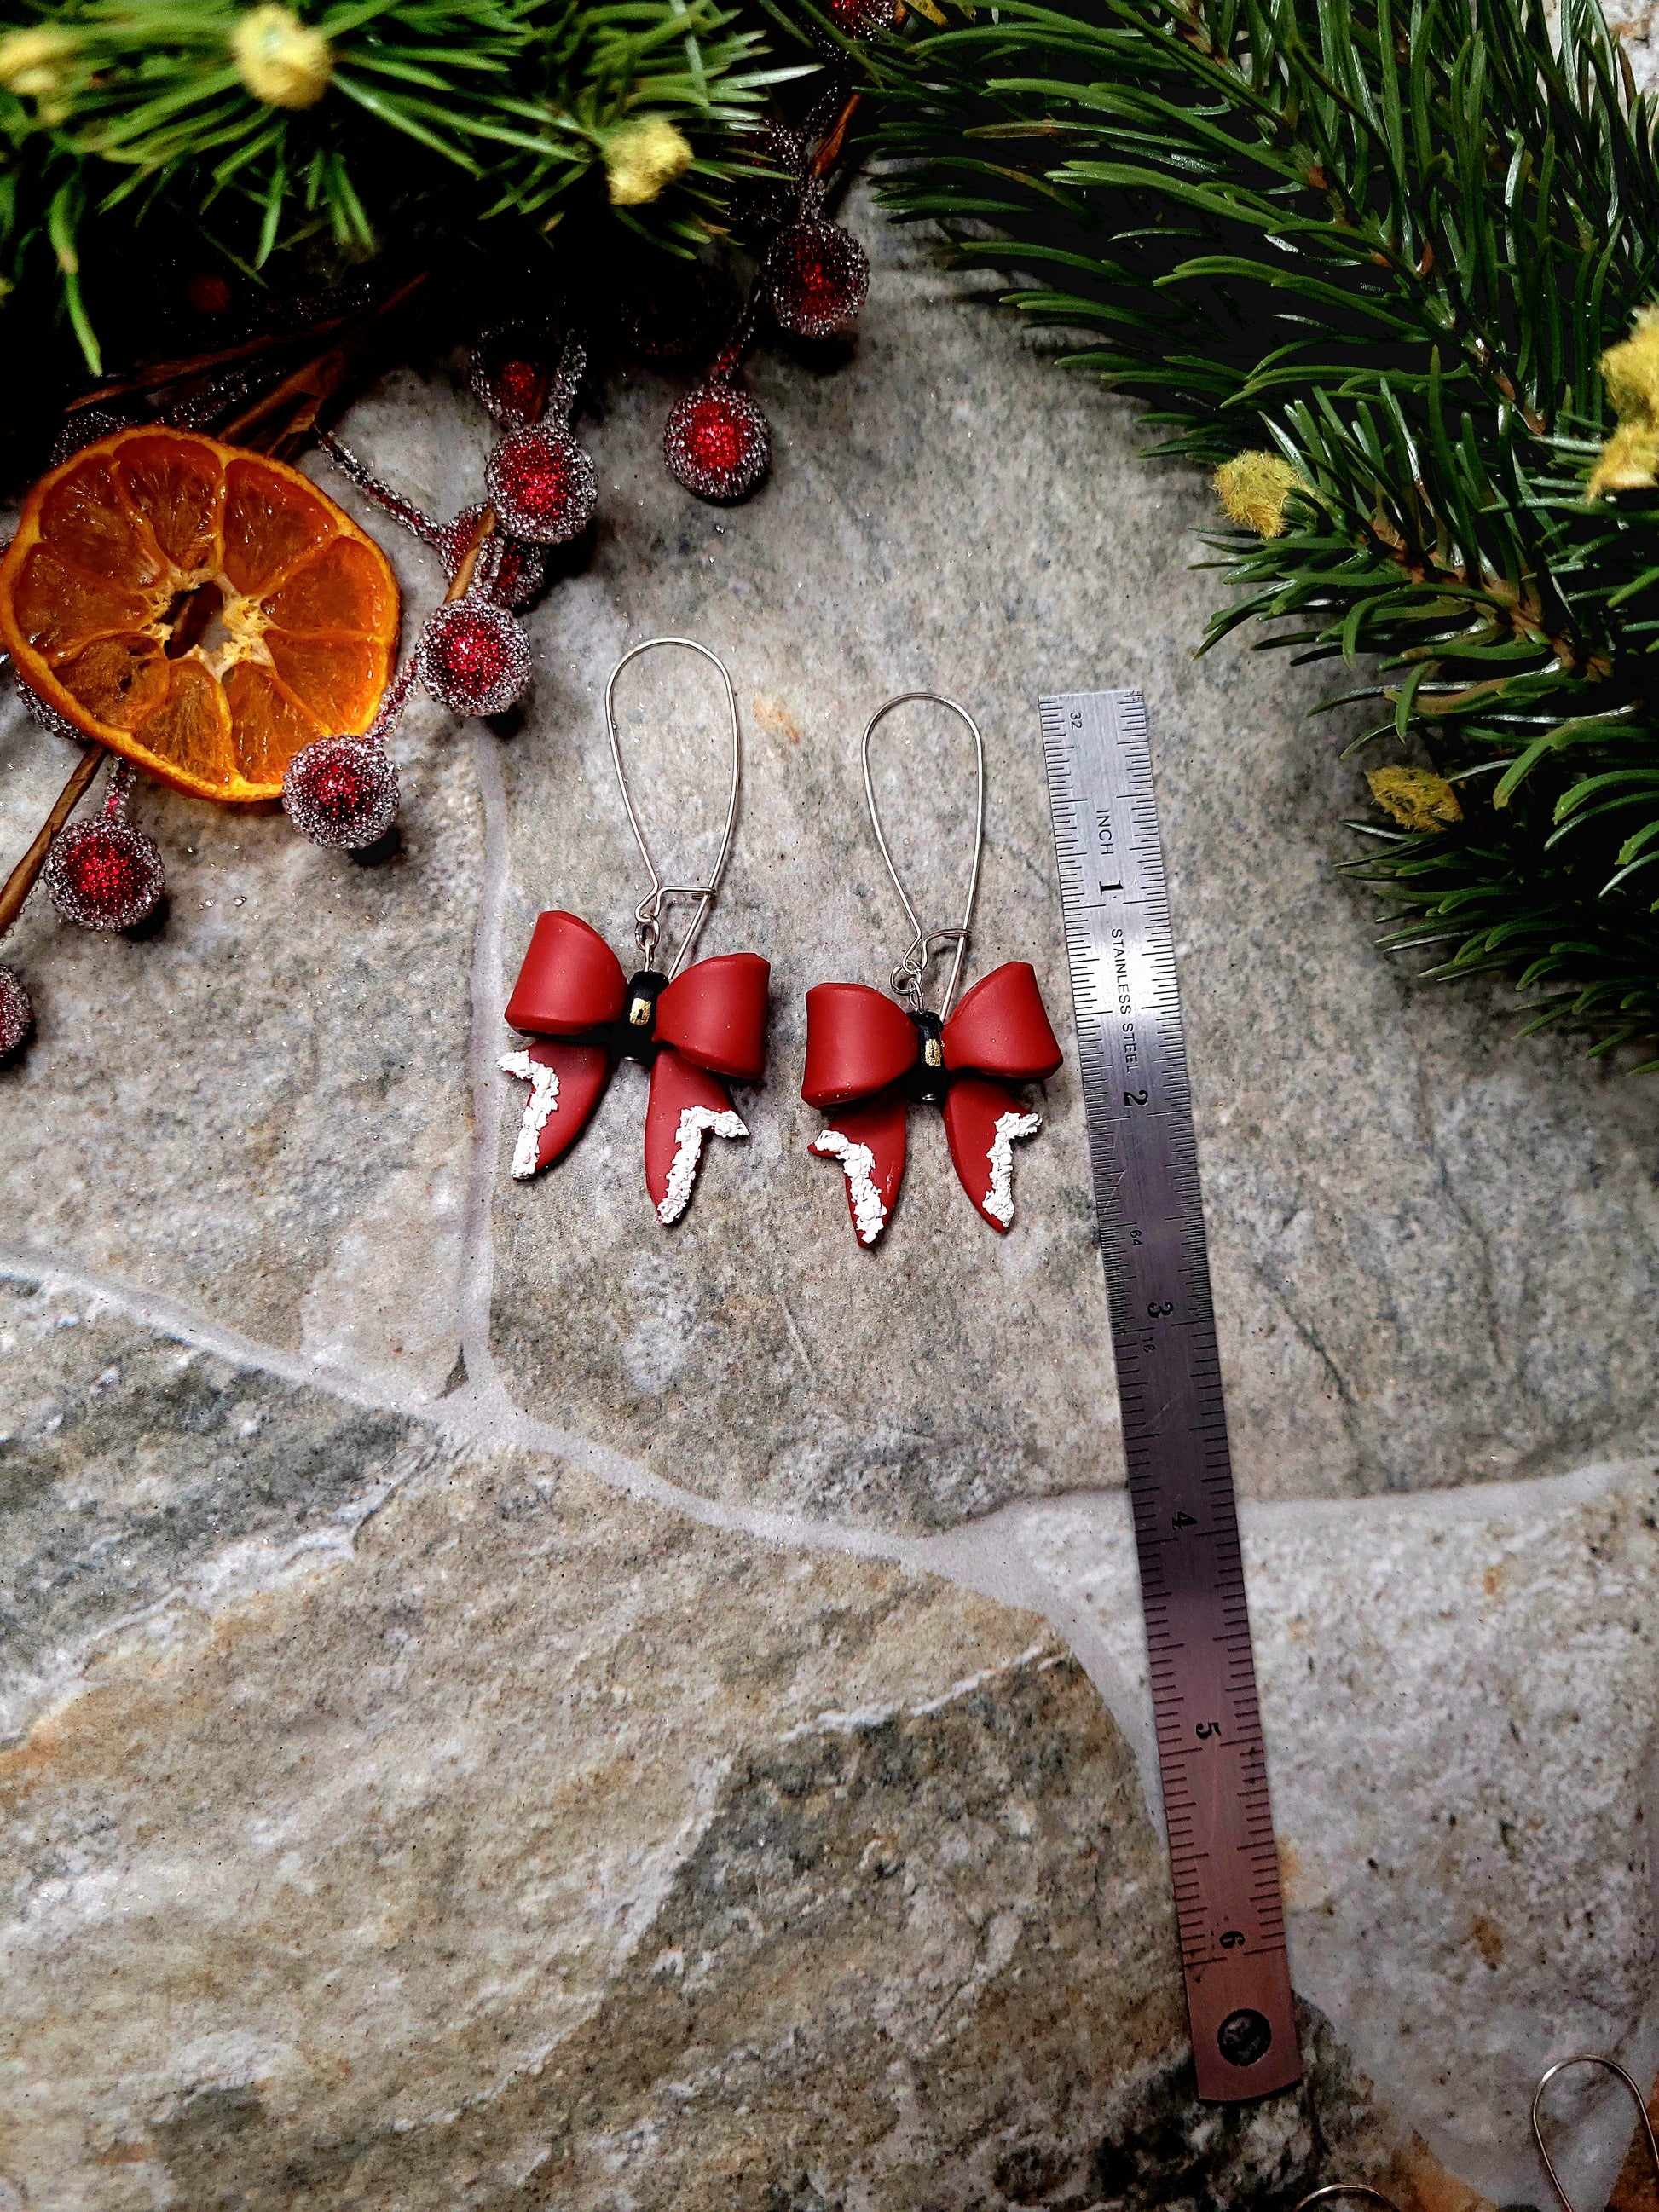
[[1039, 687, 1301, 2103]]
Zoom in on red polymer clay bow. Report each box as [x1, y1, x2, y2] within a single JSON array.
[[802, 690, 1063, 1247], [500, 910, 768, 1223], [802, 962, 1061, 1245], [499, 638, 766, 1226]]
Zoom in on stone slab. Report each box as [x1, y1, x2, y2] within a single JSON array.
[[0, 1297, 1429, 2212], [1005, 1458, 1659, 2209]]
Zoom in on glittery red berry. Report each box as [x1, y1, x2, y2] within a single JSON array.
[[827, 0, 900, 34], [416, 598, 533, 718], [612, 260, 731, 360], [663, 385, 772, 502], [469, 325, 553, 429], [485, 426, 598, 546], [282, 737, 400, 849], [45, 818, 165, 933], [188, 270, 234, 316], [766, 220, 870, 341], [0, 966, 33, 1060]]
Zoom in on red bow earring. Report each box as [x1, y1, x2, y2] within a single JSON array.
[[500, 638, 767, 1224], [803, 692, 1062, 1246]]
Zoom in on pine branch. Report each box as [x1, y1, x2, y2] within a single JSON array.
[[866, 0, 1659, 1054], [0, 0, 806, 365]]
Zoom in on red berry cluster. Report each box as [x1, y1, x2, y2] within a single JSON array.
[[662, 101, 870, 505]]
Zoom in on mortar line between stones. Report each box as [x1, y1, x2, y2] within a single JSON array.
[[9, 1211, 1651, 1900], [7, 1237, 1650, 1585], [455, 720, 512, 1408]]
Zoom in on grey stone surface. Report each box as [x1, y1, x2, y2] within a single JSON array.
[[0, 1316, 1432, 2212], [0, 1273, 433, 1738], [0, 172, 1655, 2212]]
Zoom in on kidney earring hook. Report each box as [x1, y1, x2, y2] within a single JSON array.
[[861, 691, 985, 1019], [606, 637, 741, 981], [1531, 2055, 1659, 2212], [1292, 2189, 1405, 2212]]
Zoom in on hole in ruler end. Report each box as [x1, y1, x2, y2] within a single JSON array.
[[1217, 2009, 1274, 2069]]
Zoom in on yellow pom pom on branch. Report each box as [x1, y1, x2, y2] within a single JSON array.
[[1588, 305, 1659, 496], [1367, 766, 1463, 833], [0, 25, 79, 116], [604, 117, 695, 207], [231, 4, 333, 111], [1587, 422, 1659, 498], [1212, 450, 1304, 539]]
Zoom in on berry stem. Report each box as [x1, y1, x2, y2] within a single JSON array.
[[447, 505, 497, 600], [546, 334, 588, 428], [318, 430, 448, 552], [101, 758, 136, 820], [365, 655, 419, 745], [0, 741, 105, 939]]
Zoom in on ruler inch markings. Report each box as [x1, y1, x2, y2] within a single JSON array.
[[1040, 688, 1301, 2104]]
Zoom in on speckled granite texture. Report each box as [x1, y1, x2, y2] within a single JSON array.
[[0, 185, 1654, 2211]]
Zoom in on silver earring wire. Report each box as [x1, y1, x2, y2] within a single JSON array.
[[860, 691, 985, 1020], [1291, 2189, 1405, 2212], [1531, 2056, 1659, 2212], [604, 637, 741, 982]]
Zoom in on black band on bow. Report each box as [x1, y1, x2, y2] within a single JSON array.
[[617, 968, 669, 1059], [902, 1008, 951, 1107]]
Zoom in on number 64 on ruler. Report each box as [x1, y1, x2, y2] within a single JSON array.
[[1040, 689, 1301, 2103]]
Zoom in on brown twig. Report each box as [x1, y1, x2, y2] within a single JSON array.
[[0, 742, 105, 939], [447, 506, 496, 601], [62, 271, 431, 442], [812, 92, 864, 177]]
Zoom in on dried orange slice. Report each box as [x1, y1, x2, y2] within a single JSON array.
[[0, 428, 400, 803]]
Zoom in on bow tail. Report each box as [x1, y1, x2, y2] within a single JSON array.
[[943, 1074, 1043, 1233], [499, 1041, 611, 1178], [810, 1090, 907, 1248], [645, 1046, 748, 1225]]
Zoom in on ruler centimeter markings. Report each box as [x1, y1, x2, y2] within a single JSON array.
[[1039, 687, 1301, 2103]]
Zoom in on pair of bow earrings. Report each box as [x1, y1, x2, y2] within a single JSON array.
[[499, 640, 1063, 1240]]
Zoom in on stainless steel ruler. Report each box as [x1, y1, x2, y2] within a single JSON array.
[[1039, 687, 1301, 2103]]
